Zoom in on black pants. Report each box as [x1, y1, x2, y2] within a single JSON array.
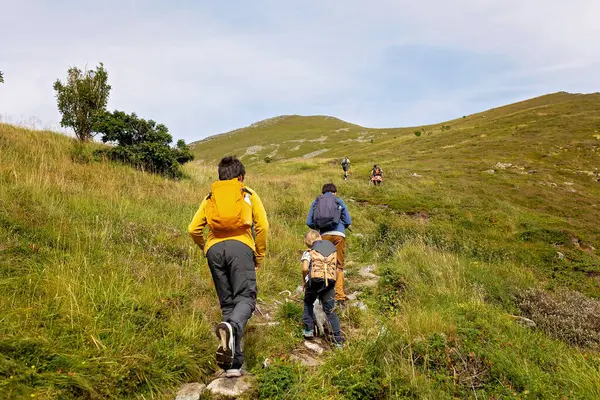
[[206, 240, 257, 368]]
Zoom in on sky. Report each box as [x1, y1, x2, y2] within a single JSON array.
[[1, 0, 599, 142]]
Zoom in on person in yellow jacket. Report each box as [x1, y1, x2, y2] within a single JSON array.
[[188, 156, 269, 378]]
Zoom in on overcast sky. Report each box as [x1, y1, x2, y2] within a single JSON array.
[[1, 0, 599, 142]]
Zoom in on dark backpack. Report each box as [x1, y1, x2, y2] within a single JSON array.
[[313, 194, 342, 231]]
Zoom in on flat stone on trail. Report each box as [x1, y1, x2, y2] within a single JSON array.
[[290, 352, 323, 367], [509, 315, 536, 328], [304, 340, 325, 355], [175, 383, 206, 400], [357, 279, 378, 288], [359, 265, 378, 279], [494, 162, 513, 169], [347, 291, 362, 301], [206, 375, 253, 398], [351, 301, 368, 310]]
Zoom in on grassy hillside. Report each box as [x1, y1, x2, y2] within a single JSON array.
[[2, 90, 600, 399], [197, 92, 600, 296]]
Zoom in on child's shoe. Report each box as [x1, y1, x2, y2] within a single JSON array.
[[303, 329, 314, 340]]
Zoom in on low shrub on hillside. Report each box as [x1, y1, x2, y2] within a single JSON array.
[[256, 361, 301, 400], [517, 288, 600, 347], [333, 363, 389, 400], [93, 111, 194, 179], [378, 264, 407, 314]]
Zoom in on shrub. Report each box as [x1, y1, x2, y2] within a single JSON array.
[[264, 156, 272, 163], [334, 363, 389, 400], [93, 111, 193, 178], [257, 362, 300, 400], [378, 264, 407, 314], [517, 288, 600, 347]]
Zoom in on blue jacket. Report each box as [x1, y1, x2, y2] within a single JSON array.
[[306, 192, 352, 234]]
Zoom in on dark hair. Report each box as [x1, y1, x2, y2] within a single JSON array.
[[322, 183, 337, 194], [218, 156, 246, 181]]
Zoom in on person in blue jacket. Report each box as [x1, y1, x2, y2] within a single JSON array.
[[306, 183, 352, 306]]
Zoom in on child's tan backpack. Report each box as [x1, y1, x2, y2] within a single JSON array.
[[308, 240, 337, 286]]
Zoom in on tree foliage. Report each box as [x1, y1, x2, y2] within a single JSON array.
[[53, 63, 111, 141], [0, 71, 4, 83], [94, 110, 194, 178], [174, 139, 195, 165]]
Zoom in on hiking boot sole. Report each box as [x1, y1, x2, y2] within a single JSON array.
[[215, 322, 234, 370]]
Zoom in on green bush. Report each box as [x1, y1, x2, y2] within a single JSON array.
[[378, 264, 407, 314], [93, 110, 194, 178], [334, 363, 389, 400], [257, 362, 300, 400]]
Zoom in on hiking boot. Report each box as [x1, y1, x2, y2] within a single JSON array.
[[303, 329, 314, 340], [225, 368, 242, 378], [215, 322, 234, 370]]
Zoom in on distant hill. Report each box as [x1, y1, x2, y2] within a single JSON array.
[[191, 92, 600, 167]]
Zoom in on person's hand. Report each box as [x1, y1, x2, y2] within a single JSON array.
[[254, 262, 261, 271]]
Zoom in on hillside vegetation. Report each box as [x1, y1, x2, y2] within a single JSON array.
[[1, 92, 600, 399]]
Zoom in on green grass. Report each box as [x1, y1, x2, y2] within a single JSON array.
[[2, 92, 600, 399]]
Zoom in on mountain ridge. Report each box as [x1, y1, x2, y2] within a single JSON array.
[[190, 91, 600, 164]]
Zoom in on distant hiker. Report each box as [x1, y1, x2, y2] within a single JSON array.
[[371, 164, 383, 186], [306, 183, 352, 306], [188, 156, 269, 378], [301, 229, 344, 346], [341, 157, 351, 180]]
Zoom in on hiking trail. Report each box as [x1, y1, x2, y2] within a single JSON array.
[[174, 263, 381, 399]]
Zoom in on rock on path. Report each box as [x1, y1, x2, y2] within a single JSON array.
[[175, 383, 206, 400], [206, 375, 254, 398]]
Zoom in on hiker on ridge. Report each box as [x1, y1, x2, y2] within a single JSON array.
[[341, 157, 351, 180], [306, 183, 352, 307], [188, 156, 269, 378], [301, 229, 345, 347], [371, 164, 383, 186]]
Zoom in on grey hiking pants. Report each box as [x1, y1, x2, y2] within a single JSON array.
[[206, 240, 257, 368]]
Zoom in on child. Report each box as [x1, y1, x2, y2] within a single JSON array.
[[301, 230, 344, 346]]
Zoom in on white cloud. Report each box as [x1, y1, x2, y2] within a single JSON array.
[[1, 0, 599, 141]]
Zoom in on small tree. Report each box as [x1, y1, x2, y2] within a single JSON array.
[[94, 110, 193, 178], [174, 139, 195, 164], [0, 71, 4, 83], [53, 63, 111, 141]]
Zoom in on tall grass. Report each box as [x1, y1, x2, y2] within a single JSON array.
[[2, 123, 600, 399]]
